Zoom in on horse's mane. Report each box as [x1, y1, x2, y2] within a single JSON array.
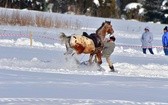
[[96, 22, 105, 34], [105, 21, 111, 25]]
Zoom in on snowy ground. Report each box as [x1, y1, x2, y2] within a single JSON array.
[[0, 8, 168, 105]]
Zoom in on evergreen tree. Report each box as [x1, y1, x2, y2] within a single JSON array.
[[110, 0, 116, 18], [120, 0, 138, 14], [161, 0, 168, 23], [97, 0, 116, 18], [90, 2, 98, 16], [41, 0, 47, 11], [52, 0, 60, 12], [60, 0, 68, 13], [76, 0, 83, 14], [143, 0, 164, 22]]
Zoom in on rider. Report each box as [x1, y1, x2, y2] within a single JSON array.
[[102, 36, 116, 72]]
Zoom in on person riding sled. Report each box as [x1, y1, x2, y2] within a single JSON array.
[[102, 36, 116, 72]]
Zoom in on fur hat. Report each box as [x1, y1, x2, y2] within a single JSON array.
[[110, 36, 116, 41], [145, 26, 150, 31], [164, 26, 168, 31]]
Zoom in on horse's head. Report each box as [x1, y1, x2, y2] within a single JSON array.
[[104, 21, 114, 35], [96, 21, 114, 37]]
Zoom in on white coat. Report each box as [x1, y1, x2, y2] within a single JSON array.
[[141, 31, 153, 48]]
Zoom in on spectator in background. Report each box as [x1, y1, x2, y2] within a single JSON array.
[[162, 26, 168, 55], [141, 26, 154, 54]]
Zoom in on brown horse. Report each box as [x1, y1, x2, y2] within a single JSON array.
[[96, 21, 114, 45], [59, 21, 114, 65]]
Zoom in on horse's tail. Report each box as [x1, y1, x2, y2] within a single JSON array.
[[59, 32, 74, 55], [59, 32, 70, 44]]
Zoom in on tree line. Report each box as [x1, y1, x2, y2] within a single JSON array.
[[0, 0, 168, 24]]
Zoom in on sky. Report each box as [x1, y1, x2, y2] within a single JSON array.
[[0, 8, 168, 105]]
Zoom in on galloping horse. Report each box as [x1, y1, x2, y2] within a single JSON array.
[[59, 21, 114, 65]]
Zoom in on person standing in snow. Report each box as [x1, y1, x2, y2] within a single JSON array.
[[141, 26, 154, 54], [162, 26, 168, 55], [102, 36, 116, 72]]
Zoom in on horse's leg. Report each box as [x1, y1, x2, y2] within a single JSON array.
[[96, 51, 102, 65], [88, 54, 94, 64], [63, 38, 76, 56], [94, 55, 97, 63]]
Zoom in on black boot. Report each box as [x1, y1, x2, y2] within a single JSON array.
[[109, 65, 115, 72]]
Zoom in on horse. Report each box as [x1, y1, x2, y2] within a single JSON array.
[[59, 21, 114, 65]]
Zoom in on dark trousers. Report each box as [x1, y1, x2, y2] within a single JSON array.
[[142, 48, 154, 54], [163, 47, 168, 55]]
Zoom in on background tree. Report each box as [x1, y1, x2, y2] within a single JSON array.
[[110, 0, 116, 18], [120, 0, 138, 14], [90, 2, 98, 16], [52, 0, 60, 12], [0, 0, 167, 23], [161, 0, 168, 24], [97, 0, 116, 18], [115, 0, 122, 18], [143, 0, 164, 23], [60, 0, 67, 13]]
